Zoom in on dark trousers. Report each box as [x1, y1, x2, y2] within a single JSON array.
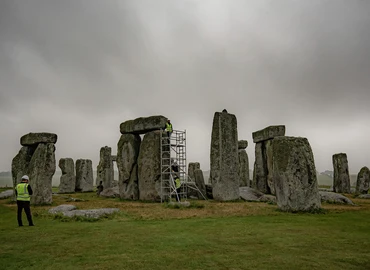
[[17, 200, 33, 226]]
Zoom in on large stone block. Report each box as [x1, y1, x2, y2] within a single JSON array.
[[252, 142, 269, 193], [238, 149, 249, 187], [120, 115, 167, 135], [96, 146, 114, 189], [20, 132, 57, 146], [356, 167, 370, 194], [12, 146, 35, 187], [332, 153, 351, 193], [28, 143, 56, 205], [188, 162, 200, 182], [238, 140, 248, 149], [58, 158, 75, 193], [252, 125, 285, 143], [138, 131, 162, 201], [194, 169, 207, 199], [75, 159, 94, 192], [117, 134, 141, 200], [272, 137, 321, 212], [210, 111, 239, 201]]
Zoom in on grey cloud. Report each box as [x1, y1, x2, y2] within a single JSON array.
[[1, 0, 370, 174]]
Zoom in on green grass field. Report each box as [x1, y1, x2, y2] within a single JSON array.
[[0, 190, 369, 270]]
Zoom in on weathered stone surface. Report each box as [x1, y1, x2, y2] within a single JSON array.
[[205, 184, 213, 199], [96, 146, 114, 189], [194, 169, 207, 199], [75, 159, 94, 192], [238, 149, 249, 187], [188, 162, 200, 181], [259, 194, 277, 204], [138, 131, 162, 201], [332, 153, 351, 193], [252, 142, 269, 193], [210, 111, 239, 201], [239, 187, 263, 201], [111, 155, 117, 162], [58, 158, 75, 193], [28, 143, 56, 205], [62, 208, 119, 219], [48, 204, 77, 214], [252, 125, 285, 143], [117, 134, 141, 200], [355, 167, 370, 194], [239, 187, 276, 203], [265, 140, 276, 195], [168, 201, 191, 207], [272, 137, 321, 212], [12, 146, 35, 187], [99, 186, 120, 198], [238, 140, 248, 149], [0, 189, 14, 199], [358, 194, 370, 199], [319, 191, 354, 205], [21, 132, 57, 146], [120, 115, 167, 134]]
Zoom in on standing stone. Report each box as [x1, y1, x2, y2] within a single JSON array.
[[58, 158, 75, 193], [252, 126, 285, 195], [12, 146, 35, 187], [238, 149, 249, 187], [253, 142, 269, 193], [96, 146, 114, 189], [194, 169, 207, 199], [188, 162, 200, 182], [356, 167, 370, 194], [138, 131, 162, 201], [272, 137, 321, 212], [265, 140, 275, 195], [210, 111, 239, 201], [332, 153, 351, 193], [75, 159, 94, 192], [238, 140, 248, 149], [28, 143, 56, 205], [117, 134, 141, 200]]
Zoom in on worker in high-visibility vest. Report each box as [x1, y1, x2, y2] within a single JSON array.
[[15, 175, 34, 227], [164, 119, 173, 139]]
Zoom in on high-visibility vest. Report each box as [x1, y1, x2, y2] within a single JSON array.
[[175, 178, 181, 189], [16, 183, 30, 201], [166, 123, 173, 132]]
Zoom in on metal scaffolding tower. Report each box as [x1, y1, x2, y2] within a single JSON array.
[[160, 130, 206, 203]]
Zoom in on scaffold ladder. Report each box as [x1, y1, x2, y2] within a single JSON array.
[[160, 129, 206, 203]]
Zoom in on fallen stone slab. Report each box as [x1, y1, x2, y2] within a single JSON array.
[[168, 201, 191, 207], [252, 125, 285, 143], [239, 187, 263, 201], [48, 204, 77, 214], [100, 187, 120, 198], [318, 188, 333, 192], [358, 194, 370, 199], [0, 189, 14, 199], [120, 115, 167, 134], [21, 132, 58, 146], [319, 191, 354, 205], [62, 208, 120, 219], [259, 194, 277, 204]]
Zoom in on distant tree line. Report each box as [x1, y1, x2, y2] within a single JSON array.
[[0, 171, 11, 177]]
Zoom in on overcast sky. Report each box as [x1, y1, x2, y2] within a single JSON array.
[[1, 0, 369, 175]]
